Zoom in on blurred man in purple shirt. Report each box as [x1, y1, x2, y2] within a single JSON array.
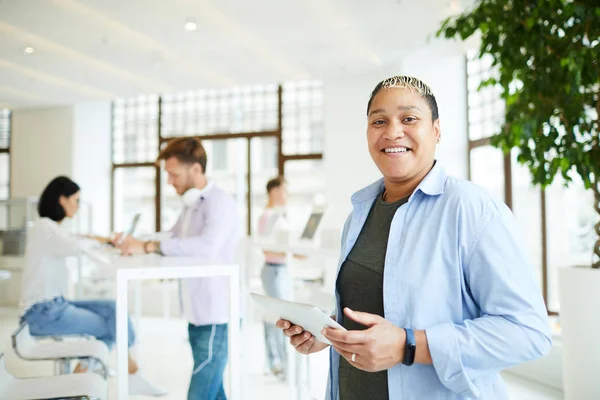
[[119, 137, 240, 400]]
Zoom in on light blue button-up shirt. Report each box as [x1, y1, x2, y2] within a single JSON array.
[[326, 163, 551, 399]]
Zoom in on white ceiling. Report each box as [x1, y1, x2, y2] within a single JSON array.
[[0, 0, 464, 109]]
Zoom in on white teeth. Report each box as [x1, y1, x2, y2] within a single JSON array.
[[384, 147, 409, 153]]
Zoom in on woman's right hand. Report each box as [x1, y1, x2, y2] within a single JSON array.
[[276, 319, 330, 354]]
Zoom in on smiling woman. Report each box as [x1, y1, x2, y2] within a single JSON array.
[[366, 76, 440, 203], [276, 75, 552, 400]]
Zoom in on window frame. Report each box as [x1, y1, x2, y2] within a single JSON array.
[[465, 55, 555, 315], [111, 84, 325, 236], [0, 109, 12, 200]]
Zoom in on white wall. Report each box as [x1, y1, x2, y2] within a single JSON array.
[[72, 102, 112, 235], [322, 69, 393, 229], [11, 103, 112, 235], [401, 40, 469, 180], [322, 41, 468, 230], [11, 107, 74, 198]]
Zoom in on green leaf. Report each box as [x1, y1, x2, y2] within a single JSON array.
[[437, 0, 600, 192], [526, 17, 535, 30]]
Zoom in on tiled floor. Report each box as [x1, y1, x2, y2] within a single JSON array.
[[0, 306, 563, 399]]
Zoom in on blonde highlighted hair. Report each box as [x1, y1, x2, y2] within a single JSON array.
[[367, 75, 439, 120]]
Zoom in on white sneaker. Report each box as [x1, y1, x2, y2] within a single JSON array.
[[129, 372, 168, 397]]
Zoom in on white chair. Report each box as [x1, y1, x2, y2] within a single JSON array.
[[11, 323, 110, 378], [0, 352, 107, 400]]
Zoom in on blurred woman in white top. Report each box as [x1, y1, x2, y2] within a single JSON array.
[[19, 176, 166, 396], [257, 176, 292, 378]]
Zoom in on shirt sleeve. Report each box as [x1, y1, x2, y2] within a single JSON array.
[[425, 201, 552, 397], [42, 225, 98, 258], [160, 196, 238, 258]]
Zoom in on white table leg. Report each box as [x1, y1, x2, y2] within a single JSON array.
[[132, 279, 142, 360], [306, 355, 312, 399], [76, 255, 83, 298], [162, 279, 171, 319], [298, 350, 307, 400], [229, 270, 241, 399], [116, 271, 129, 399], [285, 251, 302, 399]]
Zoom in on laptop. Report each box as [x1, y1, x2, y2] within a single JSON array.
[[120, 213, 141, 243], [86, 213, 143, 264], [106, 212, 142, 247], [280, 205, 326, 246], [299, 208, 325, 243]]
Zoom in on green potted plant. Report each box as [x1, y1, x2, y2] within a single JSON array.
[[437, 1, 599, 398]]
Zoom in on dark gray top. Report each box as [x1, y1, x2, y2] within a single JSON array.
[[336, 192, 408, 400]]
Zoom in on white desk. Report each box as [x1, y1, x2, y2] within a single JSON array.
[[84, 252, 241, 400], [254, 240, 340, 282], [255, 241, 339, 259]]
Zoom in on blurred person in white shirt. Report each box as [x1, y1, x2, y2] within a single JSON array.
[[19, 176, 166, 397]]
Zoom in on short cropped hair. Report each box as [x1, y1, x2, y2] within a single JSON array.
[[38, 176, 80, 222], [158, 137, 207, 173], [367, 75, 439, 121], [266, 176, 286, 194]]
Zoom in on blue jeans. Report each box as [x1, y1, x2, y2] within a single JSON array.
[[260, 263, 292, 374], [188, 323, 228, 400], [21, 296, 135, 350]]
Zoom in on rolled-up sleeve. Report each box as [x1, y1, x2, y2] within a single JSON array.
[[426, 203, 552, 397]]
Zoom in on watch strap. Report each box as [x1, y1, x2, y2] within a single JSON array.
[[402, 328, 416, 366]]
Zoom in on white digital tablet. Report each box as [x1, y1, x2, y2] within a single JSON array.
[[251, 293, 345, 345]]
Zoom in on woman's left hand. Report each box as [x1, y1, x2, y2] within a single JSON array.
[[322, 307, 406, 372]]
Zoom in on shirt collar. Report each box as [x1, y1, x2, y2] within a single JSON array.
[[350, 161, 447, 205], [39, 217, 59, 227], [182, 179, 215, 208]]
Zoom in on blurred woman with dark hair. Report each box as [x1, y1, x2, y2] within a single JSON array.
[[19, 176, 166, 397]]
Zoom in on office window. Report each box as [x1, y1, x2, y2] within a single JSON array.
[[467, 52, 504, 141], [113, 81, 325, 234], [113, 167, 157, 235], [283, 160, 326, 230], [0, 109, 11, 199], [258, 137, 278, 171], [511, 150, 543, 290], [249, 137, 280, 233], [282, 81, 325, 155], [469, 146, 505, 202], [161, 86, 279, 137], [211, 140, 228, 171], [546, 176, 596, 310], [113, 96, 159, 164], [161, 82, 325, 156], [0, 109, 11, 149], [0, 154, 9, 199], [466, 50, 575, 315]]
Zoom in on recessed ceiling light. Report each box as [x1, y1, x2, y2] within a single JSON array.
[[184, 19, 197, 31], [23, 46, 35, 55], [449, 0, 460, 12]]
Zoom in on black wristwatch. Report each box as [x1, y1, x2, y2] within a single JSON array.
[[402, 328, 416, 366]]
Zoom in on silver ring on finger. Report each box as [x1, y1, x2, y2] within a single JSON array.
[[351, 353, 356, 362]]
